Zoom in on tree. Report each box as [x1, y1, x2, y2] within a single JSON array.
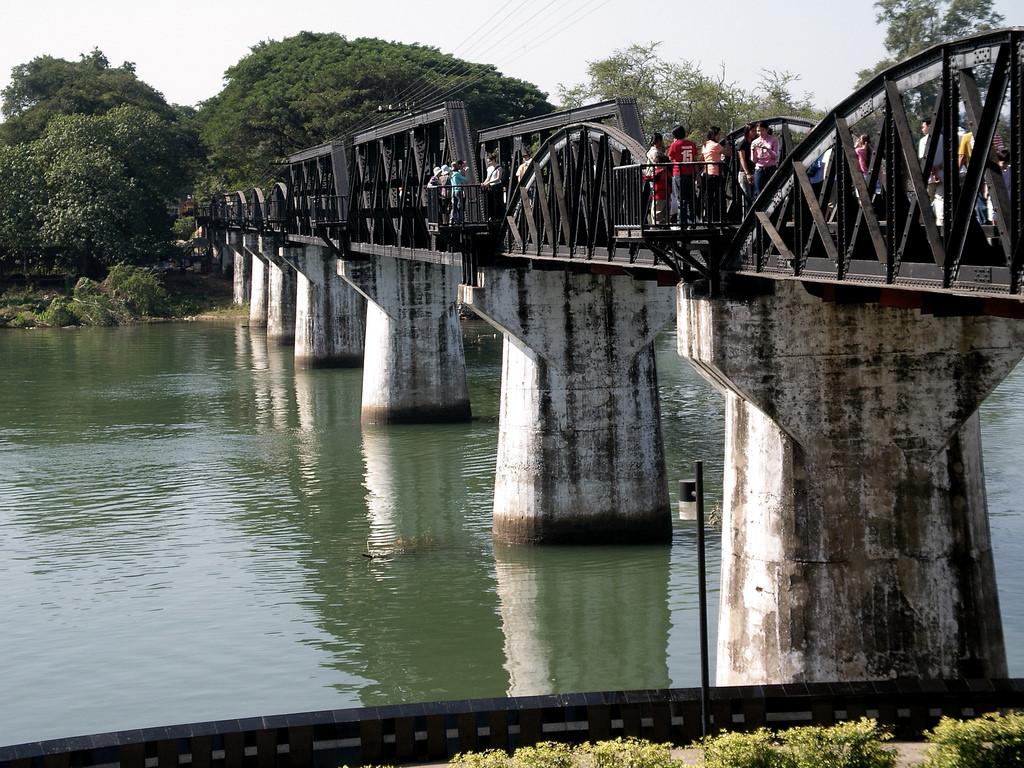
[[558, 42, 819, 139], [35, 106, 185, 274], [196, 32, 553, 190], [0, 143, 45, 276], [1, 48, 177, 144], [856, 0, 1004, 84]]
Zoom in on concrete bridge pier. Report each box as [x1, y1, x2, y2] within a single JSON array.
[[338, 256, 470, 424], [228, 231, 251, 306], [460, 266, 675, 544], [677, 279, 1024, 685], [284, 244, 365, 368], [266, 245, 297, 345], [243, 234, 269, 329]]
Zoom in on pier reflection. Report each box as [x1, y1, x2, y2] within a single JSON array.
[[355, 423, 507, 703], [493, 543, 672, 696]]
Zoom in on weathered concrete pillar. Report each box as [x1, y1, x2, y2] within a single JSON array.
[[460, 266, 675, 544], [243, 234, 269, 328], [338, 255, 470, 424], [228, 231, 251, 306], [266, 246, 297, 345], [678, 279, 1024, 685], [286, 244, 365, 368]]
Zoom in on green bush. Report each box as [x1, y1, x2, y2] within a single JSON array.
[[701, 729, 794, 768], [103, 263, 169, 316], [510, 742, 576, 768], [38, 296, 77, 327], [587, 737, 677, 768], [451, 749, 513, 768], [780, 719, 894, 768], [700, 720, 894, 768], [8, 310, 35, 328], [923, 711, 1024, 767], [71, 277, 116, 326]]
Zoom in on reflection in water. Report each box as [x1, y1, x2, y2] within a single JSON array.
[[1, 321, 1021, 747], [495, 544, 672, 696], [356, 421, 507, 703]]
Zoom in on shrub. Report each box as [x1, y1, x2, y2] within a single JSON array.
[[451, 749, 513, 768], [38, 296, 77, 327], [71, 277, 116, 326], [103, 263, 169, 316], [510, 742, 576, 768], [923, 711, 1024, 768], [780, 718, 895, 768], [700, 729, 794, 768], [8, 311, 35, 328], [587, 737, 678, 768]]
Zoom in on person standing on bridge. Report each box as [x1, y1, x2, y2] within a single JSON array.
[[918, 120, 943, 201], [734, 123, 756, 209], [482, 153, 504, 220], [646, 133, 670, 225], [854, 134, 872, 181], [702, 127, 731, 222], [450, 160, 467, 224], [750, 122, 780, 197], [667, 125, 698, 225]]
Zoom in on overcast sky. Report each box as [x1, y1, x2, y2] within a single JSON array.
[[1, 0, 1022, 119]]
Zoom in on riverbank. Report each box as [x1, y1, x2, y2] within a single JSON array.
[[0, 268, 236, 328]]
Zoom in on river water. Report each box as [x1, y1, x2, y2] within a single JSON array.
[[0, 320, 1022, 746]]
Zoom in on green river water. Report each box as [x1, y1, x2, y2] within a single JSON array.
[[1, 320, 1022, 746]]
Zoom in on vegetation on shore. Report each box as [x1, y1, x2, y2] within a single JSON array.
[[352, 713, 1024, 768], [0, 264, 235, 328]]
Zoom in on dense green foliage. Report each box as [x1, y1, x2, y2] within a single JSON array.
[[856, 0, 1004, 84], [452, 738, 675, 768], [0, 49, 201, 278], [0, 264, 230, 328], [923, 711, 1024, 767], [778, 719, 897, 768], [557, 42, 820, 138], [196, 32, 553, 190], [0, 48, 177, 145], [0, 106, 191, 276], [701, 720, 895, 768], [449, 726, 894, 768]]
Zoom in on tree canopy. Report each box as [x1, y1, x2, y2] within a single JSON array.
[[0, 106, 189, 276], [197, 32, 554, 190], [856, 0, 1005, 84], [557, 43, 820, 140], [1, 48, 177, 145]]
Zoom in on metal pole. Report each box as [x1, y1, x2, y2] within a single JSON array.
[[696, 460, 711, 737]]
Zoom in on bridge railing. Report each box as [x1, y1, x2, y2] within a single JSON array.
[[426, 185, 502, 231], [308, 194, 349, 226], [245, 200, 263, 229], [225, 199, 245, 228], [613, 162, 733, 237], [265, 198, 287, 231]]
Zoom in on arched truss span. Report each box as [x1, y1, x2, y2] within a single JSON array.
[[730, 28, 1024, 298], [501, 122, 647, 262], [246, 188, 265, 229]]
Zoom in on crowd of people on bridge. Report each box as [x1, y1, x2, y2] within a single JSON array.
[[643, 122, 781, 227]]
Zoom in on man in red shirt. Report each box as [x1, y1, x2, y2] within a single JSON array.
[[668, 125, 699, 225]]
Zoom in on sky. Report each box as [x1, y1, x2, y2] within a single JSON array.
[[1, 0, 1022, 119]]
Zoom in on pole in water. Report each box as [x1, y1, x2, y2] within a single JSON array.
[[680, 463, 711, 736]]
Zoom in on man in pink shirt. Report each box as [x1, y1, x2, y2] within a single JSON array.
[[750, 122, 780, 197], [667, 125, 699, 225]]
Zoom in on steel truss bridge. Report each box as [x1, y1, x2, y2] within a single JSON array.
[[202, 28, 1024, 310]]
